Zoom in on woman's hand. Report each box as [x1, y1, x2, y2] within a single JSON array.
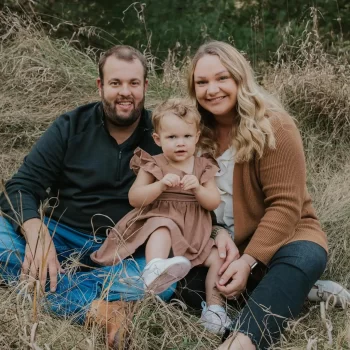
[[214, 229, 240, 273], [216, 257, 251, 299]]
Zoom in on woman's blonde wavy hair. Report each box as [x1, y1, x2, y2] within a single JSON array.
[[188, 41, 287, 162]]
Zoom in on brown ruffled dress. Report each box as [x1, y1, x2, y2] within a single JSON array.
[[90, 147, 219, 267]]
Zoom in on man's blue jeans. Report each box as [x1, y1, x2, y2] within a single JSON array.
[[0, 216, 175, 323]]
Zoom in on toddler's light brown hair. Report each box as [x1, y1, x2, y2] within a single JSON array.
[[152, 98, 215, 156], [152, 98, 200, 134]]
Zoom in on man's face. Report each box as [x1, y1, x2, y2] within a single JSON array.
[[97, 56, 148, 127]]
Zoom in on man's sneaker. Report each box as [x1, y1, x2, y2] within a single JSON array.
[[142, 256, 191, 294], [308, 280, 350, 308], [199, 301, 232, 334]]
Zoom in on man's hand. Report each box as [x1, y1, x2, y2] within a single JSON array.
[[20, 218, 63, 292], [160, 173, 181, 188], [180, 174, 200, 191]]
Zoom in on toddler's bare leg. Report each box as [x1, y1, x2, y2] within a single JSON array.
[[145, 227, 171, 263], [143, 227, 191, 294], [204, 247, 224, 306], [200, 248, 231, 334]]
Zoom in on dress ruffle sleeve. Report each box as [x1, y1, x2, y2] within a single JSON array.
[[198, 154, 220, 184], [130, 147, 164, 181]]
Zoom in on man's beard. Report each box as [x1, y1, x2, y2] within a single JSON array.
[[101, 93, 145, 127]]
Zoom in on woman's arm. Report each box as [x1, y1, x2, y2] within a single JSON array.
[[244, 119, 307, 264], [216, 119, 308, 298], [128, 169, 165, 208]]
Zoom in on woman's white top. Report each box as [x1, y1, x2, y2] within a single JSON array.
[[214, 147, 235, 237]]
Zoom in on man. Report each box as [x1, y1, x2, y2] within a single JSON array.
[[0, 45, 173, 346]]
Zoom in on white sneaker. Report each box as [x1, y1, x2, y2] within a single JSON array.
[[199, 302, 232, 335], [307, 280, 350, 307], [142, 256, 191, 294]]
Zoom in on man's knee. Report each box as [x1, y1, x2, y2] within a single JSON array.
[[0, 216, 25, 278]]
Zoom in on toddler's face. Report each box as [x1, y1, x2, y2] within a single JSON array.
[[153, 113, 200, 163]]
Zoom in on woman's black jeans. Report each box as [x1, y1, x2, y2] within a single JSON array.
[[176, 240, 327, 350]]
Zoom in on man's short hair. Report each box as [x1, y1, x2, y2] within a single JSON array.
[[98, 45, 148, 84]]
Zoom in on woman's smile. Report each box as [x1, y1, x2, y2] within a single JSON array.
[[206, 96, 227, 103]]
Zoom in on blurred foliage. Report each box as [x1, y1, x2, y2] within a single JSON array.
[[1, 0, 349, 64]]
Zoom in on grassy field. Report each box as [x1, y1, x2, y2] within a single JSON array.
[[0, 10, 349, 350]]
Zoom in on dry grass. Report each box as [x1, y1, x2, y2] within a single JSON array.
[[267, 35, 350, 142], [0, 283, 102, 349], [0, 10, 97, 154], [0, 9, 350, 350], [261, 26, 350, 350], [0, 283, 221, 349], [263, 28, 350, 288]]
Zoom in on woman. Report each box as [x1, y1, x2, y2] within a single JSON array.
[[186, 41, 329, 350]]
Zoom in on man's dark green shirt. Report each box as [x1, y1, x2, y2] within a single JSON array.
[[0, 102, 161, 234]]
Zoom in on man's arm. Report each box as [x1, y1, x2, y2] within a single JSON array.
[[0, 116, 69, 291], [0, 117, 68, 230]]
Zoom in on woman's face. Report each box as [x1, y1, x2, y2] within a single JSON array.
[[193, 54, 238, 122]]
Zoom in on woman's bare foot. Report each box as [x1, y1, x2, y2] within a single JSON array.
[[86, 299, 133, 348], [217, 332, 256, 350]]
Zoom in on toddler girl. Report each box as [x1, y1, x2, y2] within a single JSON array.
[[92, 98, 233, 334]]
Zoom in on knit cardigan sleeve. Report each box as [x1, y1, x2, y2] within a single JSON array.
[[244, 118, 306, 264]]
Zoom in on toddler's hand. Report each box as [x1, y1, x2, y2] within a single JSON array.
[[180, 174, 200, 191], [160, 173, 181, 188]]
